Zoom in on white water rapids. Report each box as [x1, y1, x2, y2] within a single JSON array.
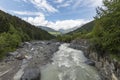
[[41, 43, 101, 80]]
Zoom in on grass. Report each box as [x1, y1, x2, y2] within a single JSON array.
[[49, 32, 61, 36]]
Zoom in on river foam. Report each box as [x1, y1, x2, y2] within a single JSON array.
[[41, 43, 101, 80]]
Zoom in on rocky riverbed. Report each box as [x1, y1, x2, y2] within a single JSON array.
[[70, 39, 120, 80], [1, 39, 118, 80], [0, 41, 60, 80]]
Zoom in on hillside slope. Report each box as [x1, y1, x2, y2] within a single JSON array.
[[57, 21, 94, 42], [39, 26, 57, 32], [68, 21, 94, 34], [39, 26, 61, 36], [0, 10, 54, 40], [0, 10, 54, 58]]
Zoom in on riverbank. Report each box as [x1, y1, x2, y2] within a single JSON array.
[[41, 43, 101, 80], [0, 41, 60, 80], [70, 39, 120, 80]]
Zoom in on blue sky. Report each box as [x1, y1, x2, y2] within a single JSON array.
[[0, 0, 103, 30]]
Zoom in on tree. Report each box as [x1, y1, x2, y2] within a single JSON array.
[[92, 0, 120, 55]]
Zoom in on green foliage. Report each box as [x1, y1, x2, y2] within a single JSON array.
[[49, 32, 61, 36], [0, 33, 18, 59], [91, 0, 120, 56], [57, 0, 120, 61], [57, 32, 92, 42], [0, 10, 54, 59], [68, 21, 94, 34], [110, 54, 120, 61], [57, 21, 95, 43], [57, 35, 72, 42]]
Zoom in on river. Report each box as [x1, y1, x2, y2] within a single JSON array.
[[41, 43, 101, 80]]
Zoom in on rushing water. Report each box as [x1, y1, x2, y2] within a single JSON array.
[[41, 43, 101, 80]]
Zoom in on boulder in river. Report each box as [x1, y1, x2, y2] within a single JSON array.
[[21, 67, 40, 80], [85, 60, 95, 66]]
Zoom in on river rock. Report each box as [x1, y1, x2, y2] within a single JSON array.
[[85, 60, 95, 66], [15, 54, 25, 60], [21, 67, 40, 80], [70, 39, 120, 80]]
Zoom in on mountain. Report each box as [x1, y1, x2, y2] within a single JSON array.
[[0, 10, 54, 58], [38, 26, 61, 36], [0, 10, 54, 40], [39, 26, 57, 32], [56, 21, 94, 42], [68, 21, 94, 34], [59, 26, 79, 34], [59, 29, 65, 33]]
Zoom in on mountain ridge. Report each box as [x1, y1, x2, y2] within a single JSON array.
[[67, 21, 94, 34], [39, 26, 58, 32]]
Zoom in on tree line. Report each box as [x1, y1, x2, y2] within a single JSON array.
[[57, 0, 120, 59], [0, 10, 54, 59]]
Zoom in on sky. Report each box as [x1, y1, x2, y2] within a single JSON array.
[[0, 0, 103, 30]]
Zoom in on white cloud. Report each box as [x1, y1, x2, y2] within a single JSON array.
[[23, 14, 89, 30], [24, 0, 58, 13], [23, 13, 48, 26], [90, 0, 103, 7], [54, 0, 103, 9], [57, 0, 72, 8], [14, 0, 103, 12], [54, 0, 64, 3], [12, 11, 43, 16], [12, 0, 99, 30], [47, 19, 89, 30], [56, 0, 73, 8], [73, 0, 103, 9]]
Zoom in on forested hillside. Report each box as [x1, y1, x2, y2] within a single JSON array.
[[68, 21, 94, 34], [57, 21, 94, 42], [0, 10, 54, 59], [39, 26, 57, 32], [57, 0, 120, 59], [91, 0, 120, 57]]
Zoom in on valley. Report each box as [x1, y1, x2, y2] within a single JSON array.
[[0, 0, 120, 80]]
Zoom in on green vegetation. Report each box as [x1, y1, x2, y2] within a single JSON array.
[[57, 0, 120, 60], [91, 0, 120, 57], [39, 26, 61, 36], [110, 54, 120, 61], [67, 21, 94, 34], [49, 32, 61, 36], [0, 10, 54, 59], [57, 32, 86, 42], [39, 26, 57, 32], [57, 21, 94, 42]]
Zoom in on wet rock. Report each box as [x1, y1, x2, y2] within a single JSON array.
[[70, 39, 120, 80], [21, 67, 40, 80], [56, 42, 60, 46], [85, 60, 95, 66], [0, 41, 60, 80], [15, 54, 25, 60], [24, 55, 32, 60]]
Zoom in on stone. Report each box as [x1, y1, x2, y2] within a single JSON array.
[[85, 60, 95, 66], [21, 67, 40, 80], [112, 73, 118, 80], [15, 54, 25, 60]]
